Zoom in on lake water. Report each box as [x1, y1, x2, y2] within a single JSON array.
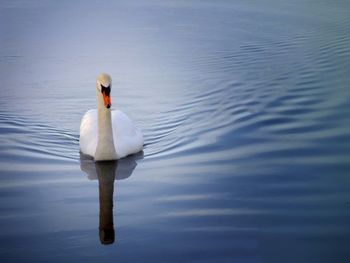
[[1, 0, 350, 262]]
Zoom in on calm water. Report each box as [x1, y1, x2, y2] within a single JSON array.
[[1, 0, 350, 262]]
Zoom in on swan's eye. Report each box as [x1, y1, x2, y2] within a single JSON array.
[[101, 84, 110, 96]]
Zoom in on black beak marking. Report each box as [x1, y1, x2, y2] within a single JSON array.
[[101, 84, 110, 96]]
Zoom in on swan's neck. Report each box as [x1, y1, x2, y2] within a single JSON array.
[[95, 91, 117, 161]]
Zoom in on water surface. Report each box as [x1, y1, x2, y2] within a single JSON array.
[[1, 0, 350, 262]]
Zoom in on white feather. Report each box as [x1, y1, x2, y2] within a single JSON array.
[[80, 109, 144, 159]]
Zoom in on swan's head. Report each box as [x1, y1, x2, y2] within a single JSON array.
[[96, 73, 112, 109]]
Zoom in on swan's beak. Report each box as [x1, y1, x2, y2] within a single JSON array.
[[102, 93, 111, 109]]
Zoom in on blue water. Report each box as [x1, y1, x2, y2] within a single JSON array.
[[1, 0, 350, 262]]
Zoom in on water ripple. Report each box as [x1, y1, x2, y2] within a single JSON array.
[[0, 112, 79, 168]]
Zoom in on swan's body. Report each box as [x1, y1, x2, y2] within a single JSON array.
[[80, 109, 143, 160], [79, 74, 143, 161]]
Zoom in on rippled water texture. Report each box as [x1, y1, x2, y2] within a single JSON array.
[[1, 0, 350, 262]]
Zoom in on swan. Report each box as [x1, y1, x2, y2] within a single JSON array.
[[79, 73, 143, 161]]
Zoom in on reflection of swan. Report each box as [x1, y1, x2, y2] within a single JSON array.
[[80, 152, 143, 180], [96, 161, 116, 245], [79, 73, 144, 161], [80, 153, 143, 245]]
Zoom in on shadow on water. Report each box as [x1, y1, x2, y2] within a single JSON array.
[[79, 152, 144, 245]]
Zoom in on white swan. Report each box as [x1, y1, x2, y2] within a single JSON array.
[[79, 73, 143, 161]]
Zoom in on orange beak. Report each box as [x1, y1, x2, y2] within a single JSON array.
[[102, 92, 111, 108]]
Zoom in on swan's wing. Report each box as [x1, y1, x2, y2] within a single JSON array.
[[112, 110, 144, 158], [79, 109, 98, 157]]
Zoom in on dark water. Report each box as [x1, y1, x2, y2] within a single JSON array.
[[1, 0, 350, 262]]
